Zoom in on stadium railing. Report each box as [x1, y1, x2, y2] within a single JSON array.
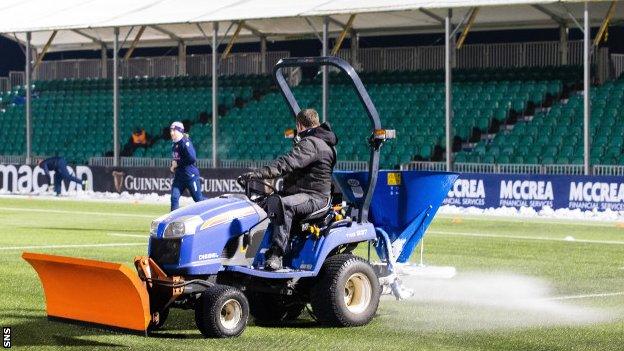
[[593, 165, 624, 176], [18, 39, 597, 84], [88, 157, 367, 171], [613, 54, 624, 79], [543, 164, 585, 175], [338, 40, 583, 72], [31, 51, 291, 81], [399, 161, 448, 172], [401, 161, 619, 175], [219, 159, 273, 169], [90, 157, 173, 168], [8, 71, 24, 89], [0, 77, 8, 92], [0, 155, 26, 164], [0, 156, 619, 175]]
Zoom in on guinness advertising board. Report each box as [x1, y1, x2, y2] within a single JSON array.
[[92, 166, 250, 197]]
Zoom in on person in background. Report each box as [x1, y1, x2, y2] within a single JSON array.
[[169, 121, 203, 211], [121, 127, 152, 156], [38, 156, 87, 195]]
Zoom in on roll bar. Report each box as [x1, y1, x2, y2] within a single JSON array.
[[273, 56, 393, 223]]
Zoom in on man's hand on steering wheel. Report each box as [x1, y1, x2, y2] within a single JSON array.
[[237, 172, 278, 204], [237, 171, 258, 187]]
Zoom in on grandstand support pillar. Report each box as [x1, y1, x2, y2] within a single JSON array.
[[583, 2, 591, 175], [322, 16, 329, 123], [123, 25, 146, 60], [445, 10, 453, 172], [331, 15, 356, 56], [113, 27, 120, 167], [559, 25, 568, 65], [178, 41, 186, 76], [260, 36, 267, 74], [33, 31, 57, 72], [212, 22, 219, 168], [25, 32, 32, 165], [222, 21, 244, 60], [101, 44, 108, 78], [350, 31, 359, 70]]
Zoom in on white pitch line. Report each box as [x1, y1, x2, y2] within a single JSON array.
[[108, 233, 148, 238], [0, 206, 155, 218], [429, 230, 624, 245], [545, 292, 624, 301], [0, 242, 146, 250], [436, 214, 623, 227]]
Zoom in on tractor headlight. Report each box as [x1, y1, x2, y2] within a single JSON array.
[[164, 221, 187, 238], [150, 220, 159, 237]]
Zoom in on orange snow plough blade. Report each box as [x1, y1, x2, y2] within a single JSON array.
[[22, 252, 151, 333]]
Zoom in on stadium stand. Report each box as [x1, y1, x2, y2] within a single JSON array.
[[0, 89, 25, 156], [195, 66, 579, 169], [455, 73, 622, 165], [0, 75, 273, 164], [0, 65, 583, 168]]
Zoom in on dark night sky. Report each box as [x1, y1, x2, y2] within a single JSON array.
[[1, 25, 622, 76]]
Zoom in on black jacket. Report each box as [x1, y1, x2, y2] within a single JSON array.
[[253, 123, 338, 197]]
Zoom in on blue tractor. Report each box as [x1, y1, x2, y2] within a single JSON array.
[[23, 56, 458, 338]]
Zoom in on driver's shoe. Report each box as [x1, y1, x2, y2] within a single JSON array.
[[264, 252, 283, 271]]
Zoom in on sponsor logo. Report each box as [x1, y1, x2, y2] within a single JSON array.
[[111, 169, 245, 194], [347, 178, 364, 198], [112, 171, 125, 192], [499, 180, 553, 208], [569, 182, 624, 203], [198, 253, 219, 260], [569, 182, 624, 210], [201, 178, 244, 193], [445, 178, 486, 206], [0, 164, 92, 194], [124, 175, 173, 192], [387, 172, 401, 186], [347, 179, 360, 187], [346, 229, 368, 239]]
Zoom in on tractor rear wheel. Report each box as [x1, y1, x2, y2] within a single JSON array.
[[247, 292, 305, 324], [194, 285, 249, 338], [311, 254, 380, 327]]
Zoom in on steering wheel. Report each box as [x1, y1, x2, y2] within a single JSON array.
[[237, 176, 277, 203]]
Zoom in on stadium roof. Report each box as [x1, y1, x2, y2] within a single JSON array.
[[0, 0, 621, 52]]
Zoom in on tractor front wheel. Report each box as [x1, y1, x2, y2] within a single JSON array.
[[194, 285, 249, 338], [311, 254, 381, 327]]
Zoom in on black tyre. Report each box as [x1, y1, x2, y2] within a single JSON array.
[[311, 254, 381, 327], [247, 292, 305, 324], [194, 285, 249, 338]]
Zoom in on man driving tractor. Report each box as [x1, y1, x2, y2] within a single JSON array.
[[241, 108, 338, 271]]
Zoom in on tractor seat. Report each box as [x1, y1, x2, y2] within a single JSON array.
[[302, 199, 332, 221]]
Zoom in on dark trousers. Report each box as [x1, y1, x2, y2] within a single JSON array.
[[53, 162, 83, 194], [271, 193, 327, 255], [171, 176, 204, 211]]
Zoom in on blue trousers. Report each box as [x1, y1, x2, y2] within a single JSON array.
[[53, 163, 83, 194], [171, 177, 204, 211]]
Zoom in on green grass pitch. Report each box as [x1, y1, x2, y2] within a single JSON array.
[[0, 197, 622, 350]]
